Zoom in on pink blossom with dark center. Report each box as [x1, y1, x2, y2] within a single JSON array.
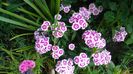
[[41, 21, 51, 31], [113, 27, 127, 42], [82, 30, 106, 49], [19, 60, 35, 73], [55, 58, 75, 74], [74, 53, 90, 68], [51, 45, 64, 59], [68, 43, 75, 50], [92, 50, 111, 66]]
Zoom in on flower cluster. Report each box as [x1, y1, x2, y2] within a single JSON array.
[[55, 58, 75, 74], [113, 27, 127, 42], [74, 53, 90, 68], [34, 31, 52, 54], [52, 21, 67, 38], [89, 3, 103, 16], [52, 45, 64, 59], [68, 43, 75, 50], [92, 50, 111, 66], [69, 13, 88, 31], [19, 60, 35, 73], [79, 7, 91, 20], [41, 21, 51, 31], [54, 14, 62, 20], [82, 30, 106, 49], [60, 4, 71, 13]]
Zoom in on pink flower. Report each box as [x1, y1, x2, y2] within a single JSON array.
[[19, 60, 35, 73], [34, 32, 52, 54], [92, 50, 111, 66], [52, 21, 67, 38], [72, 22, 80, 31], [55, 58, 75, 74], [63, 7, 70, 13], [51, 45, 64, 59], [89, 3, 96, 9], [82, 30, 106, 49], [92, 8, 100, 16], [70, 13, 88, 30], [79, 7, 91, 20], [54, 14, 62, 20], [60, 4, 71, 13], [88, 3, 102, 15], [68, 43, 75, 50], [74, 53, 90, 68], [113, 27, 127, 42], [41, 21, 51, 31]]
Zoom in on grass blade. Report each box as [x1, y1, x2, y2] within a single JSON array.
[[34, 0, 53, 21], [23, 0, 48, 20], [0, 16, 36, 30], [10, 33, 33, 41], [0, 47, 17, 62], [0, 8, 39, 26], [17, 7, 40, 18]]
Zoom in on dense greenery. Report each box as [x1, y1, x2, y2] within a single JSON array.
[[0, 0, 133, 74]]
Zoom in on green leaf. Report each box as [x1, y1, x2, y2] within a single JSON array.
[[0, 8, 39, 26], [10, 33, 33, 41], [17, 7, 40, 18], [126, 15, 133, 33], [13, 45, 34, 52], [55, 0, 61, 14], [108, 61, 115, 70], [125, 37, 133, 45], [34, 0, 53, 21], [109, 2, 117, 11], [23, 0, 48, 20], [104, 11, 115, 23], [71, 31, 77, 41], [0, 47, 17, 62], [0, 16, 36, 30]]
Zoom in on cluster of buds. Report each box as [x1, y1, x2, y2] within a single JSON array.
[[113, 27, 127, 42], [60, 4, 71, 13], [51, 45, 64, 59], [54, 14, 62, 20], [55, 58, 75, 74], [92, 50, 111, 66], [34, 31, 52, 54], [69, 13, 88, 31], [19, 60, 35, 73], [89, 3, 103, 16], [74, 53, 90, 68], [52, 21, 67, 38], [82, 30, 106, 49], [68, 43, 75, 50]]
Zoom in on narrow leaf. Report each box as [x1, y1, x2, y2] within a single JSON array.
[[23, 0, 48, 20], [0, 8, 39, 26], [10, 33, 33, 41], [0, 16, 36, 30]]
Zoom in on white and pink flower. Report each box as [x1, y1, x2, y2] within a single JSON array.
[[55, 58, 75, 74], [68, 43, 75, 50], [41, 21, 51, 31], [82, 30, 106, 49], [92, 50, 111, 66], [113, 27, 127, 42], [74, 53, 90, 68], [51, 45, 64, 59]]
